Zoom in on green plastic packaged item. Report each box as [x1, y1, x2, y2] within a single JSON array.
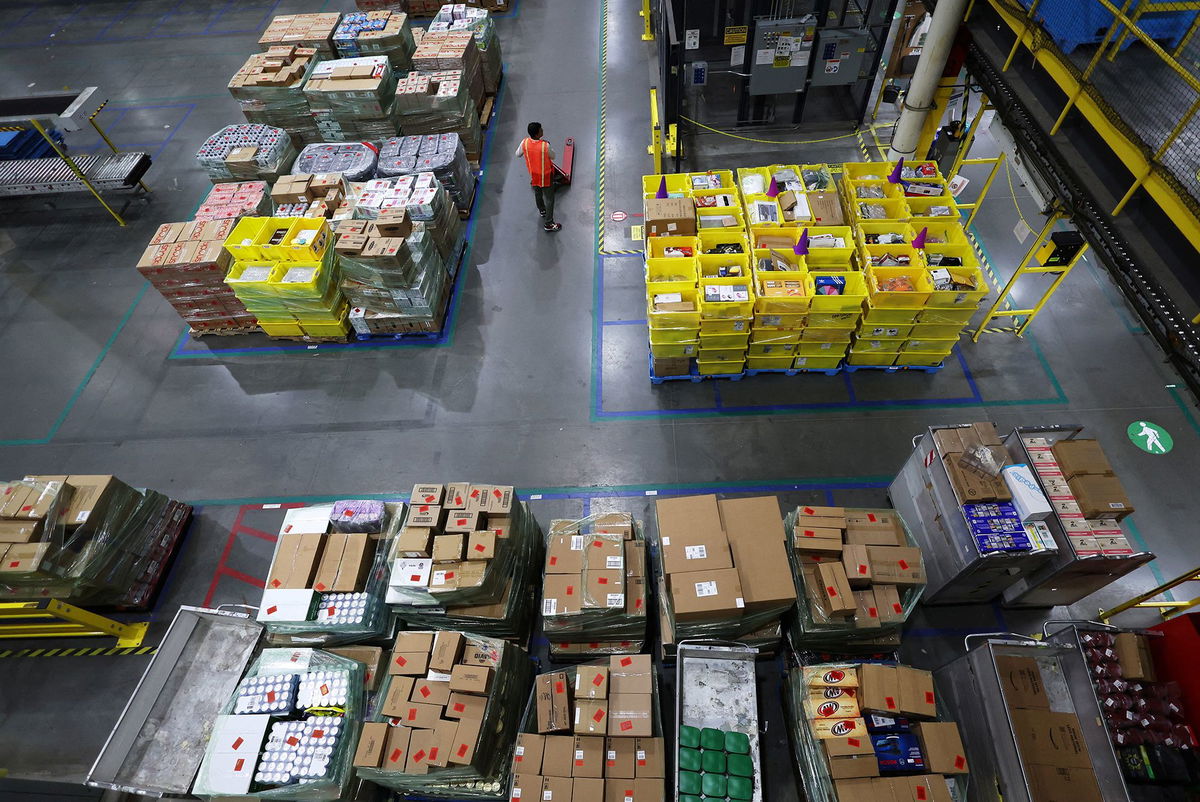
[[702, 773, 728, 797], [728, 752, 754, 777], [701, 750, 727, 774], [701, 727, 725, 750], [724, 730, 751, 754], [727, 774, 754, 800], [680, 796, 703, 802], [678, 770, 702, 796], [679, 725, 701, 749], [678, 747, 702, 772]]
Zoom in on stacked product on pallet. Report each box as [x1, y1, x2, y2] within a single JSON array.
[[193, 180, 274, 221], [0, 475, 191, 608], [350, 172, 465, 259], [354, 631, 533, 798], [223, 217, 350, 339], [408, 0, 513, 19], [269, 171, 350, 219], [430, 5, 504, 94], [257, 501, 401, 646], [377, 133, 476, 211], [385, 483, 542, 640], [392, 70, 483, 163], [654, 495, 797, 658], [257, 12, 341, 56], [293, 141, 380, 185], [137, 218, 258, 333], [195, 124, 297, 184], [228, 47, 321, 144], [786, 506, 925, 651], [540, 512, 648, 659], [304, 56, 400, 142], [513, 662, 665, 802], [784, 662, 969, 802], [332, 10, 416, 70]]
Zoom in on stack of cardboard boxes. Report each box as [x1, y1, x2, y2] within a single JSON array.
[[541, 514, 647, 656], [800, 664, 969, 802], [304, 56, 399, 142], [269, 172, 349, 219], [407, 0, 510, 15], [412, 31, 484, 112], [257, 13, 341, 56], [228, 48, 321, 144], [193, 180, 273, 221], [196, 123, 296, 184], [376, 133, 476, 212], [0, 477, 74, 577], [136, 219, 257, 333], [391, 70, 484, 162], [520, 660, 665, 801], [654, 495, 797, 650], [332, 10, 416, 70], [789, 506, 923, 638], [429, 5, 504, 94], [1030, 436, 1136, 556]]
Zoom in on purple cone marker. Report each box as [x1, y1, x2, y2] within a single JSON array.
[[767, 177, 779, 197], [655, 176, 668, 199], [887, 158, 905, 184], [794, 228, 810, 256], [912, 226, 928, 249]]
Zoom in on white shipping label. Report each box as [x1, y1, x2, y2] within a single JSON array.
[[661, 536, 670, 546], [76, 511, 89, 522], [570, 535, 585, 550], [544, 792, 553, 801], [608, 750, 617, 761], [607, 593, 625, 608], [543, 598, 557, 615], [515, 746, 526, 757], [606, 555, 624, 569], [574, 709, 580, 723], [575, 749, 584, 761], [694, 580, 718, 597], [684, 545, 707, 560], [736, 597, 745, 608], [637, 750, 647, 761], [512, 791, 521, 799]]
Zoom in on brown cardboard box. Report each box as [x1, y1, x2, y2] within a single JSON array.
[[842, 544, 873, 587], [410, 483, 443, 505], [874, 585, 905, 623], [610, 655, 653, 694], [1011, 709, 1093, 769], [626, 576, 646, 617], [388, 651, 430, 676], [828, 754, 881, 779], [795, 505, 848, 529], [607, 693, 652, 737], [432, 533, 464, 563], [379, 676, 416, 717], [514, 733, 545, 773], [485, 485, 515, 514], [659, 528, 733, 576], [574, 701, 608, 735], [0, 484, 33, 518], [464, 484, 492, 511], [447, 691, 487, 720], [635, 737, 665, 777], [858, 664, 901, 714], [466, 530, 496, 560], [1051, 440, 1114, 480], [543, 574, 583, 617], [397, 527, 433, 557], [312, 533, 344, 592], [834, 779, 878, 802], [572, 735, 604, 777], [1027, 764, 1102, 802], [606, 736, 636, 777], [410, 678, 451, 706], [427, 718, 458, 768], [824, 735, 875, 757], [595, 512, 635, 538], [632, 778, 666, 802], [718, 496, 797, 612], [430, 631, 464, 672], [904, 776, 955, 802], [807, 192, 845, 225], [853, 589, 882, 629], [542, 776, 573, 802], [267, 534, 303, 590], [644, 197, 696, 237], [0, 519, 40, 544], [624, 540, 646, 577], [444, 482, 469, 509], [995, 655, 1049, 709], [328, 645, 383, 691], [542, 734, 576, 777], [353, 722, 388, 767], [1067, 474, 1134, 519], [576, 666, 608, 699], [394, 632, 434, 652], [912, 722, 968, 774], [406, 728, 436, 774], [817, 562, 855, 616], [573, 777, 604, 802], [450, 664, 493, 695], [668, 567, 744, 622], [512, 774, 544, 802], [943, 457, 1011, 503], [866, 546, 925, 586], [793, 526, 845, 555], [382, 725, 411, 771], [547, 534, 586, 574], [896, 666, 937, 719], [1114, 632, 1156, 680], [581, 535, 624, 572], [449, 716, 482, 765], [583, 569, 625, 610], [62, 475, 128, 528], [538, 672, 572, 733], [333, 532, 372, 591], [408, 504, 443, 531], [398, 701, 444, 729], [655, 494, 724, 542], [446, 510, 483, 533]]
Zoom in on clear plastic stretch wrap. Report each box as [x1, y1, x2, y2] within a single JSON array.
[[412, 30, 485, 111], [305, 56, 400, 143], [229, 51, 321, 144], [294, 142, 379, 183], [358, 633, 534, 799], [390, 70, 483, 158], [196, 124, 297, 184], [333, 10, 416, 71], [376, 133, 476, 210], [194, 180, 274, 221], [430, 6, 503, 93], [193, 649, 365, 800]]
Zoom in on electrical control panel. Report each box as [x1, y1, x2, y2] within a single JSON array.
[[748, 16, 816, 96]]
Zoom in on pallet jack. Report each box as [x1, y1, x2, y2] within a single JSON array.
[[552, 137, 575, 185]]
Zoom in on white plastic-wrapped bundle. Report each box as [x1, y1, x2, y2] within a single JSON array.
[[294, 143, 379, 182], [376, 133, 475, 210], [432, 5, 503, 93], [195, 124, 296, 183]]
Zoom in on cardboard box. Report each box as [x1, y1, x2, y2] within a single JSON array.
[[828, 754, 881, 779], [1051, 439, 1113, 480], [845, 512, 907, 547], [486, 485, 515, 514], [808, 191, 845, 225], [538, 672, 572, 733], [853, 589, 882, 629], [874, 585, 904, 623], [793, 526, 845, 555], [813, 717, 867, 739], [795, 505, 848, 529], [644, 197, 696, 237], [450, 664, 493, 695], [547, 534, 586, 574], [447, 691, 487, 720], [444, 482, 469, 509], [574, 701, 608, 736], [817, 562, 855, 616], [824, 735, 875, 758], [541, 776, 572, 802], [382, 725, 411, 771], [352, 722, 388, 767], [449, 716, 481, 765], [626, 576, 646, 617], [624, 541, 646, 577], [408, 504, 443, 531], [912, 722, 968, 774], [446, 510, 483, 533], [398, 701, 444, 729], [866, 546, 925, 586], [395, 526, 433, 558], [718, 496, 797, 612], [571, 735, 604, 777], [542, 734, 576, 777], [256, 588, 317, 622], [903, 776, 956, 802], [581, 535, 624, 572], [1011, 709, 1093, 769], [388, 650, 430, 676], [595, 512, 635, 538], [410, 678, 451, 706], [512, 774, 544, 801], [394, 632, 434, 652], [333, 532, 372, 591], [655, 494, 724, 543], [607, 693, 652, 737], [427, 718, 458, 768], [610, 655, 653, 694], [659, 527, 733, 576], [896, 666, 936, 719], [995, 655, 1049, 709], [858, 664, 900, 714], [635, 737, 665, 777], [606, 736, 636, 777], [432, 533, 464, 563], [1027, 764, 1102, 802], [834, 779, 878, 802], [573, 777, 604, 802], [514, 733, 545, 774], [842, 544, 873, 587], [466, 530, 496, 560], [1067, 474, 1133, 519], [430, 631, 463, 672], [61, 474, 126, 527], [576, 666, 609, 699], [582, 569, 625, 611], [1001, 464, 1053, 522], [1114, 632, 1156, 680], [807, 689, 861, 719], [405, 728, 436, 774], [543, 574, 583, 617], [327, 645, 383, 691], [311, 534, 344, 592], [379, 676, 416, 717], [668, 567, 744, 622]]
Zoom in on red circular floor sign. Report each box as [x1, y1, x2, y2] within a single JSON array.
[[610, 210, 628, 222]]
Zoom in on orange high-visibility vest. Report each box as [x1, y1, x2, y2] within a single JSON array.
[[522, 138, 553, 187]]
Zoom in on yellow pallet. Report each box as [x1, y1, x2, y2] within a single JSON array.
[[905, 195, 959, 223], [857, 221, 917, 249], [803, 226, 856, 268], [258, 320, 304, 337], [697, 206, 745, 230], [848, 179, 905, 201]]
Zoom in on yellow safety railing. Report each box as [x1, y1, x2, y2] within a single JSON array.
[[640, 0, 654, 41], [647, 88, 677, 174], [0, 600, 148, 647], [1099, 565, 1200, 622]]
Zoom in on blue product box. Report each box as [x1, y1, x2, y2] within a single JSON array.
[[870, 732, 926, 772], [864, 712, 911, 734]]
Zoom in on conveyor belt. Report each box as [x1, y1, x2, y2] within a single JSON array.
[[0, 151, 151, 197]]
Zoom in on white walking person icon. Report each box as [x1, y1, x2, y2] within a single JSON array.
[[1135, 421, 1166, 453]]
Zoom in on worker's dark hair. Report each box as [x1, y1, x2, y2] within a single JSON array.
[[527, 122, 543, 139]]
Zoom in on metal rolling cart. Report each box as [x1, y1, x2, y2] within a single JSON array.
[[889, 425, 1057, 605], [998, 426, 1155, 607], [934, 635, 1130, 802], [674, 640, 762, 802], [0, 87, 152, 226]]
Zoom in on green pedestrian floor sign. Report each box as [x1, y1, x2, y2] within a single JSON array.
[[1127, 420, 1173, 454]]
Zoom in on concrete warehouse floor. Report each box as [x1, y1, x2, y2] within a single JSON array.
[[0, 0, 1198, 797]]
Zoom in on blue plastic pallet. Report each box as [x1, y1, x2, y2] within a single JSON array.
[[648, 353, 744, 384], [745, 366, 841, 377], [842, 361, 944, 374]]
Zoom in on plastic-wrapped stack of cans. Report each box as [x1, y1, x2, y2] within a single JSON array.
[[196, 124, 296, 183], [430, 4, 503, 93], [194, 181, 273, 221], [391, 70, 483, 161], [316, 592, 372, 625], [298, 672, 350, 709], [377, 133, 476, 211], [304, 56, 400, 142], [234, 674, 299, 715], [294, 142, 379, 182], [332, 10, 416, 71], [256, 718, 343, 786]]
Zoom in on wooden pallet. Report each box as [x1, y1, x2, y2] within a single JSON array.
[[189, 324, 262, 338], [266, 333, 351, 344], [480, 95, 495, 130]]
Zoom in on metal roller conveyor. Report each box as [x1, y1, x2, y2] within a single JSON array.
[[0, 152, 151, 196]]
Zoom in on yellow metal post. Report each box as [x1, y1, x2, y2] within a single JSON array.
[[947, 98, 992, 179], [0, 600, 148, 647], [1049, 0, 1134, 136], [29, 118, 126, 226], [915, 77, 959, 159], [1173, 11, 1200, 57], [640, 0, 654, 41], [647, 88, 663, 175], [1003, 0, 1042, 71], [956, 154, 1005, 229], [1099, 565, 1200, 622]]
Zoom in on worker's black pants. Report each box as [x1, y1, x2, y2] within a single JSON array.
[[532, 184, 556, 224]]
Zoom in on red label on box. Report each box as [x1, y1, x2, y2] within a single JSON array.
[[409, 574, 420, 581], [327, 606, 336, 615], [231, 737, 244, 750], [287, 736, 299, 746], [917, 787, 927, 801], [471, 489, 480, 498], [898, 560, 909, 570], [556, 681, 565, 694], [267, 691, 276, 702], [408, 708, 418, 721], [848, 738, 861, 747], [458, 743, 469, 757], [566, 585, 574, 595], [636, 598, 644, 609], [598, 577, 609, 584], [593, 674, 605, 686], [592, 540, 602, 548], [456, 518, 466, 526], [8, 561, 18, 568], [620, 720, 632, 731], [620, 656, 632, 667], [419, 505, 429, 512], [420, 685, 431, 698], [549, 556, 558, 565], [315, 582, 326, 591], [826, 585, 837, 597], [390, 748, 402, 763], [445, 571, 455, 579], [803, 506, 815, 514], [454, 702, 465, 712], [893, 602, 903, 614], [320, 683, 329, 695], [271, 579, 281, 587], [396, 655, 408, 666], [803, 530, 815, 537], [955, 755, 965, 769], [429, 747, 439, 761], [235, 758, 245, 771], [413, 749, 426, 763], [858, 563, 868, 575], [868, 513, 877, 522], [869, 607, 878, 618], [266, 606, 278, 615], [925, 691, 935, 704], [885, 696, 896, 709], [474, 543, 486, 552], [594, 709, 606, 722]]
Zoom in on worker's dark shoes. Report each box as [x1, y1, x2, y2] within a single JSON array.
[[544, 222, 562, 232]]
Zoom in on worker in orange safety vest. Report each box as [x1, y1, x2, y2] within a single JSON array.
[[515, 121, 561, 232]]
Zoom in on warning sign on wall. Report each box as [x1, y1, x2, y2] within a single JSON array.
[[723, 25, 747, 45]]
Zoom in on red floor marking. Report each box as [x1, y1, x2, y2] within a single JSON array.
[[221, 566, 266, 589], [234, 524, 279, 542], [201, 505, 249, 607]]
